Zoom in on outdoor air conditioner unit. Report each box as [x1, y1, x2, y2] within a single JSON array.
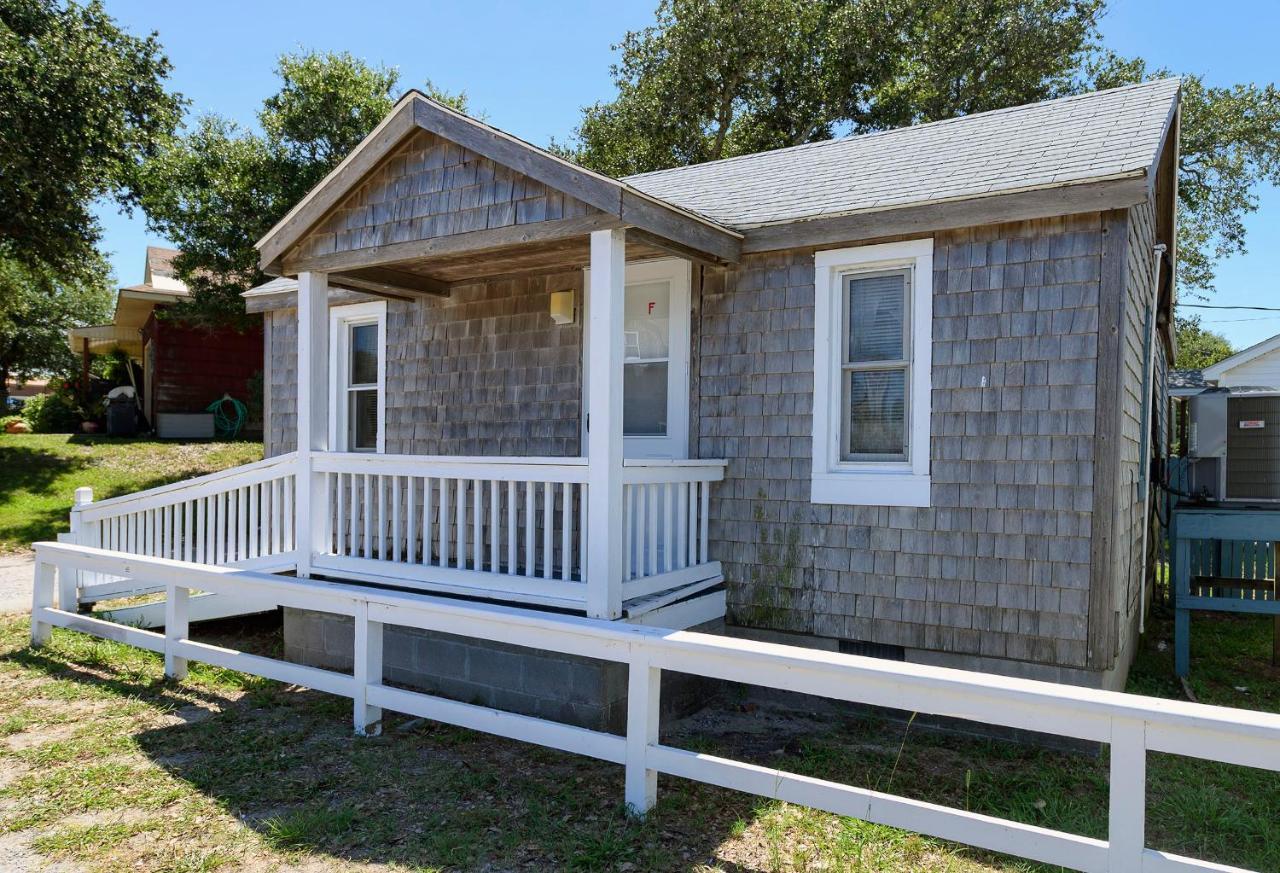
[[1187, 388, 1280, 502]]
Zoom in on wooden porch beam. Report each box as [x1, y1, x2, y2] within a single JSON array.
[[283, 214, 624, 275], [331, 268, 451, 300]]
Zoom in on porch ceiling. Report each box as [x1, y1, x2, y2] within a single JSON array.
[[257, 91, 742, 292]]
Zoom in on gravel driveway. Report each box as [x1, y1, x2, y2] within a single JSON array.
[[0, 554, 33, 614]]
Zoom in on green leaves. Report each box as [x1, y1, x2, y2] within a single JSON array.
[[0, 0, 182, 276], [1174, 315, 1234, 371], [569, 0, 1107, 177]]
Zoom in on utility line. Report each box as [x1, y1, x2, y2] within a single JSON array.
[[1180, 303, 1280, 312]]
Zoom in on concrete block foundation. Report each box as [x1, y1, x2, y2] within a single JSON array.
[[284, 607, 719, 732]]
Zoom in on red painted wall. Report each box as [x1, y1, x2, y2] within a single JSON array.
[[142, 314, 263, 416]]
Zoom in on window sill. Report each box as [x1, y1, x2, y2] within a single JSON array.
[[810, 471, 931, 507]]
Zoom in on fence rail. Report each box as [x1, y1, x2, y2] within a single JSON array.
[[31, 541, 1280, 873]]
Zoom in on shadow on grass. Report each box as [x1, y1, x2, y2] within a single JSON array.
[[0, 445, 93, 503]]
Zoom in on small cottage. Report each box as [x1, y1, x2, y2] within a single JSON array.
[[234, 78, 1179, 712]]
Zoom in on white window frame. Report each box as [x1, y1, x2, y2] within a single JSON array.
[[328, 300, 387, 453], [581, 257, 692, 459], [812, 239, 933, 507]]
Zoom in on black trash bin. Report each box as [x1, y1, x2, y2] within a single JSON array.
[[106, 396, 138, 437]]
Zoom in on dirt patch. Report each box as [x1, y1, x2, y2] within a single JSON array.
[[3, 720, 79, 752], [0, 830, 84, 872]]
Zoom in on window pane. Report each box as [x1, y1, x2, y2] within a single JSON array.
[[350, 324, 378, 385], [847, 272, 905, 363], [350, 389, 378, 451], [624, 281, 671, 361], [624, 362, 668, 436], [846, 369, 906, 458]]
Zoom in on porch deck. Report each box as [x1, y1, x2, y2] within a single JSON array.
[[63, 450, 727, 628]]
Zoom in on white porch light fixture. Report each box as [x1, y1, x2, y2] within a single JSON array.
[[549, 289, 575, 325]]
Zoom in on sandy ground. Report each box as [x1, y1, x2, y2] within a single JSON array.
[[0, 554, 32, 615]]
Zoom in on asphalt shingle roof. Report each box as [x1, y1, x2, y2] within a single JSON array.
[[623, 79, 1180, 230]]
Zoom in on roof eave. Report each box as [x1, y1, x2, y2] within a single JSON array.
[[738, 170, 1152, 254]]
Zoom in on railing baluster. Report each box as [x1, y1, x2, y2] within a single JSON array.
[[623, 485, 632, 582], [561, 482, 572, 581], [543, 481, 553, 579], [663, 482, 673, 573], [676, 481, 688, 570], [506, 480, 516, 576], [578, 485, 587, 585], [439, 477, 450, 568], [195, 500, 205, 563], [687, 481, 697, 568], [699, 480, 709, 564], [406, 476, 417, 564], [249, 483, 260, 560], [362, 474, 373, 560], [348, 472, 359, 558], [392, 475, 402, 563], [377, 475, 387, 561], [647, 484, 658, 578], [473, 478, 483, 571], [524, 480, 534, 577], [422, 477, 434, 566], [490, 479, 499, 573], [335, 474, 346, 557], [239, 486, 249, 562], [215, 492, 226, 565], [456, 478, 467, 569]]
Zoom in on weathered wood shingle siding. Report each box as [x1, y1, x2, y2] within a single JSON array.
[[699, 215, 1105, 672], [263, 272, 582, 459], [294, 130, 600, 263]]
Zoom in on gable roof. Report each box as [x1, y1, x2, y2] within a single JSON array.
[[256, 78, 1179, 274], [1202, 332, 1280, 381], [256, 92, 743, 273], [624, 79, 1180, 230]]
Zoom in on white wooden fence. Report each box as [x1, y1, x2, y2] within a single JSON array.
[[30, 540, 1280, 873]]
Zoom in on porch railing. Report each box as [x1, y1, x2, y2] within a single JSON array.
[[64, 450, 725, 615]]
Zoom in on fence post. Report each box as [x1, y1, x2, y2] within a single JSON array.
[[625, 653, 660, 814], [353, 600, 383, 736], [30, 555, 55, 646], [1108, 717, 1146, 871], [164, 584, 189, 680], [64, 486, 95, 611]]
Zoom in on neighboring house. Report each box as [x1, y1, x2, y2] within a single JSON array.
[[1175, 333, 1280, 393], [70, 79, 1178, 730], [68, 247, 264, 436]]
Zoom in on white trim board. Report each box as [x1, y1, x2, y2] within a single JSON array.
[[811, 239, 933, 507], [328, 300, 387, 453]]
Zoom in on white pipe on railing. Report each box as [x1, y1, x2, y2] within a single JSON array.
[[1137, 243, 1167, 635]]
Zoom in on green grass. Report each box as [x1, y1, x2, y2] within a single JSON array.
[[1, 604, 1278, 872], [0, 434, 261, 553]]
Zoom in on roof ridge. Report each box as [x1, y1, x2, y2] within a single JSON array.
[[623, 77, 1181, 183]]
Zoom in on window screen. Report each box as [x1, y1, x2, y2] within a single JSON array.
[[841, 270, 910, 461]]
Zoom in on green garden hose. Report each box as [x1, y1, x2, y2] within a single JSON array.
[[205, 394, 247, 439]]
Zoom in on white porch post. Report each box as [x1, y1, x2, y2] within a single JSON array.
[[295, 270, 329, 577], [586, 229, 626, 619]]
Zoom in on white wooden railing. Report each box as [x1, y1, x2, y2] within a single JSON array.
[[311, 453, 591, 608], [64, 454, 299, 608], [66, 451, 725, 613], [30, 540, 1280, 873], [621, 460, 724, 602]]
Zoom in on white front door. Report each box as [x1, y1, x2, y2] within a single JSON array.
[[584, 258, 691, 459]]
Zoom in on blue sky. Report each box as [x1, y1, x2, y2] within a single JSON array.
[[96, 0, 1279, 349]]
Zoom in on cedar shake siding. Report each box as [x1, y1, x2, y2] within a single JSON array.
[[265, 271, 582, 459], [700, 215, 1106, 674]]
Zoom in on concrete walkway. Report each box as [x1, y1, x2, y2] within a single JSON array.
[[0, 554, 33, 615]]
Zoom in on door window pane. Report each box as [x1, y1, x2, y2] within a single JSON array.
[[350, 324, 378, 385], [350, 389, 378, 451], [847, 272, 906, 363], [624, 362, 668, 436], [845, 369, 906, 458], [624, 281, 671, 361]]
